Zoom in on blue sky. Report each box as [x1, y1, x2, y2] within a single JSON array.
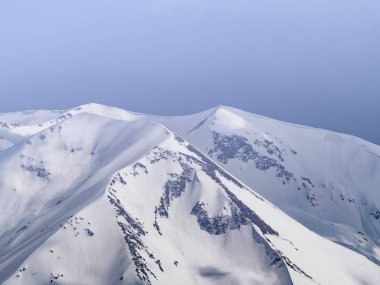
[[0, 0, 379, 144]]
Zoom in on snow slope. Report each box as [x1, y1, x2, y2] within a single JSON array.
[[0, 104, 379, 284], [152, 106, 380, 265], [0, 110, 65, 125], [0, 113, 169, 282], [0, 104, 140, 151]]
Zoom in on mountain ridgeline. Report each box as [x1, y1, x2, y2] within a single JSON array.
[[0, 103, 379, 284]]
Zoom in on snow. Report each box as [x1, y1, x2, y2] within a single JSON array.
[[0, 103, 379, 284], [149, 105, 380, 266], [0, 109, 65, 125], [211, 106, 248, 130]]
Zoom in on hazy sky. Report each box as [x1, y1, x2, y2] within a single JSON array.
[[0, 0, 379, 144]]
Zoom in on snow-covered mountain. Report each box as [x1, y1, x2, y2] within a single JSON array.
[[0, 103, 379, 284], [152, 106, 380, 265], [0, 104, 139, 151]]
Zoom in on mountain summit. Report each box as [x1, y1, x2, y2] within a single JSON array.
[[0, 104, 379, 285]]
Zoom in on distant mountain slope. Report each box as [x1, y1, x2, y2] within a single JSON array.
[[0, 104, 140, 151], [0, 109, 65, 125]]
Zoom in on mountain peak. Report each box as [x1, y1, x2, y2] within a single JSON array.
[[211, 106, 248, 130], [1, 104, 379, 285]]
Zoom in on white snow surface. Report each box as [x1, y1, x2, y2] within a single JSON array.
[[0, 103, 379, 285], [151, 106, 380, 265]]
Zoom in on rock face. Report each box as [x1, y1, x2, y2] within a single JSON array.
[[0, 103, 379, 285], [209, 131, 294, 183]]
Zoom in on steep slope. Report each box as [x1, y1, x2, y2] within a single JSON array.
[[153, 106, 380, 265], [1, 113, 380, 284], [0, 113, 170, 283], [0, 136, 13, 151], [3, 103, 380, 266], [2, 103, 380, 266]]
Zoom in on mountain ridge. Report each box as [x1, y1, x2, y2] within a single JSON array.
[[0, 103, 379, 284]]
